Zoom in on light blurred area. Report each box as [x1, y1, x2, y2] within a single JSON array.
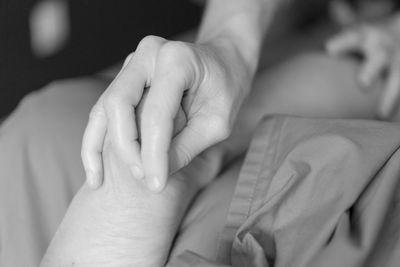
[[0, 0, 202, 117], [1, 0, 398, 119], [330, 0, 397, 27], [30, 0, 70, 58]]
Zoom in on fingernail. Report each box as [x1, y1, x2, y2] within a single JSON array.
[[131, 165, 144, 180], [146, 176, 163, 192], [86, 171, 100, 189]]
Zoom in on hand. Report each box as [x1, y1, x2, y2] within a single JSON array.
[[81, 35, 251, 192], [41, 134, 221, 267], [326, 23, 400, 118]]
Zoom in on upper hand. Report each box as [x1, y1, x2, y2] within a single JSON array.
[[326, 23, 400, 118], [81, 35, 251, 192]]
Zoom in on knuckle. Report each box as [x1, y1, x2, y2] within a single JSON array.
[[103, 91, 121, 110], [159, 41, 192, 65], [137, 35, 165, 51], [123, 52, 134, 66], [88, 103, 105, 120], [157, 41, 197, 82]]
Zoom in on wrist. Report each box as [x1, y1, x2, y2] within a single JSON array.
[[195, 0, 278, 75], [197, 34, 260, 80]]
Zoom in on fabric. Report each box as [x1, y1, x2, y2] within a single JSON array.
[[172, 115, 400, 267], [0, 78, 105, 266], [0, 77, 235, 267], [169, 157, 242, 262], [3, 78, 400, 267]]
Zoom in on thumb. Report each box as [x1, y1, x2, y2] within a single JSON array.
[[169, 116, 230, 174]]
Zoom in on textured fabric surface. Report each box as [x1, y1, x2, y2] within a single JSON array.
[[217, 116, 400, 267], [171, 116, 400, 267], [0, 78, 105, 266], [3, 80, 400, 267]]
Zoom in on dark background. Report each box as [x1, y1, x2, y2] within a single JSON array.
[[0, 0, 202, 117]]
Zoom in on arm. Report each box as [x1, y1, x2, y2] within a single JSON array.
[[172, 0, 283, 180], [197, 0, 278, 76], [40, 141, 210, 267]]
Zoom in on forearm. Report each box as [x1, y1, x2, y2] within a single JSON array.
[[197, 0, 280, 78], [192, 0, 280, 174], [40, 149, 201, 267]]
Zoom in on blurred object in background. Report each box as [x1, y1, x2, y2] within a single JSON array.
[[30, 0, 70, 58], [330, 0, 399, 27], [0, 0, 202, 118]]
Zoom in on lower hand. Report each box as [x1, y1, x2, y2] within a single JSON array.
[[41, 133, 219, 267]]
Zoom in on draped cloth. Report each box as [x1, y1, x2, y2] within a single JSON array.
[[2, 80, 400, 267]]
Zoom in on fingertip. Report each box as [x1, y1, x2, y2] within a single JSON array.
[[146, 175, 165, 193], [86, 170, 103, 189]]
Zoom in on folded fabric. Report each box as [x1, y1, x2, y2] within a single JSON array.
[[172, 116, 400, 267]]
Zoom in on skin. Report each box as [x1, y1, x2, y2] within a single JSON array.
[[39, 91, 231, 266], [40, 51, 388, 267], [80, 0, 280, 193], [326, 11, 400, 118], [40, 140, 202, 267], [39, 1, 400, 266]]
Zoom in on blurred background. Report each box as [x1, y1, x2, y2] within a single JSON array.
[[2, 0, 397, 118], [0, 0, 202, 117]]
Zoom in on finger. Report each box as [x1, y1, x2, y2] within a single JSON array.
[[104, 37, 167, 179], [378, 58, 400, 119], [122, 52, 134, 68], [140, 58, 192, 192], [359, 49, 388, 87], [136, 87, 186, 140], [169, 115, 229, 175], [326, 30, 361, 55], [104, 36, 166, 179], [81, 99, 107, 189], [104, 58, 148, 179]]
